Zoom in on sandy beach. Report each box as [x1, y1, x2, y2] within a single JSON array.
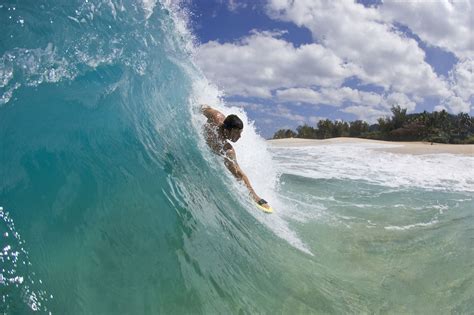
[[268, 137, 474, 156]]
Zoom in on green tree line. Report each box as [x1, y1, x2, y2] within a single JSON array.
[[272, 106, 474, 144]]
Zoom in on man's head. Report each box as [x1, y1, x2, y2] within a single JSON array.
[[223, 114, 243, 142]]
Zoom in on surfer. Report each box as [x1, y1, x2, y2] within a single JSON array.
[[201, 105, 271, 211]]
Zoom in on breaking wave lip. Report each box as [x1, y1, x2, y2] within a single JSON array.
[[0, 1, 322, 313], [0, 0, 175, 106], [271, 143, 474, 192], [189, 82, 314, 256], [1, 0, 314, 275]]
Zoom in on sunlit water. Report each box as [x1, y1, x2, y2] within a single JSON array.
[[268, 142, 473, 313], [1, 0, 473, 313]]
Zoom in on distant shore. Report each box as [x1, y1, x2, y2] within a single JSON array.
[[268, 137, 474, 156]]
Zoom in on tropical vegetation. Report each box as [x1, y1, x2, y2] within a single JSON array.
[[272, 106, 474, 144]]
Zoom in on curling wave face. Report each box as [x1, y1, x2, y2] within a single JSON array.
[[0, 1, 298, 313]]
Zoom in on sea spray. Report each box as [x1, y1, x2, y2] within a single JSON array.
[[0, 207, 52, 313], [0, 1, 312, 313], [189, 79, 312, 254]]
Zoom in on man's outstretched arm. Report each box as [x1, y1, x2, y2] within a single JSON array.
[[223, 147, 270, 208]]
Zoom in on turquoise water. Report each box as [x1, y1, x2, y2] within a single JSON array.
[[1, 1, 473, 313]]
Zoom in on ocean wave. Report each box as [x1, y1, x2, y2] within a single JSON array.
[[272, 143, 474, 192], [0, 1, 312, 312]]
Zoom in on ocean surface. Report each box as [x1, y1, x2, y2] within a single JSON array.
[[1, 1, 473, 313]]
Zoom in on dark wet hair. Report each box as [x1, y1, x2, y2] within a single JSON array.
[[223, 114, 243, 130]]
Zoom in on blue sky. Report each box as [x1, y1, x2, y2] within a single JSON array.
[[187, 0, 473, 138]]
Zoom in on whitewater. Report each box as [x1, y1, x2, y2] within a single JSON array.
[[1, 0, 473, 313]]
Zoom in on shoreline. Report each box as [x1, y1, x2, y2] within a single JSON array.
[[268, 137, 474, 156]]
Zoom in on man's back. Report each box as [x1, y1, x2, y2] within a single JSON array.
[[202, 106, 229, 155], [200, 105, 271, 211]]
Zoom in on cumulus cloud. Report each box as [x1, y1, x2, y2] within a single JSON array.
[[433, 58, 474, 114], [448, 59, 474, 104], [195, 31, 349, 98], [380, 0, 473, 59], [265, 0, 450, 99], [195, 0, 472, 126], [378, 0, 473, 113], [276, 87, 384, 107], [442, 95, 471, 114], [276, 88, 323, 105], [342, 105, 390, 123], [384, 92, 417, 112], [434, 105, 448, 112], [271, 104, 306, 124], [276, 87, 416, 113]]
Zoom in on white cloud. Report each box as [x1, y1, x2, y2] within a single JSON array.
[[275, 87, 418, 122], [435, 58, 474, 114], [342, 105, 390, 123], [276, 87, 416, 112], [276, 88, 323, 105], [195, 31, 348, 98], [434, 105, 448, 112], [448, 59, 474, 103], [442, 95, 470, 114], [380, 0, 473, 59], [271, 104, 306, 124], [384, 92, 417, 112], [195, 0, 472, 126], [265, 0, 450, 99]]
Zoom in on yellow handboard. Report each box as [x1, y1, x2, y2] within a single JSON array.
[[256, 203, 273, 214]]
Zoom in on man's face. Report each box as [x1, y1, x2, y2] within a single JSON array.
[[228, 128, 243, 142]]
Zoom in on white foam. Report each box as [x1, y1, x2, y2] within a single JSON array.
[[272, 142, 474, 192], [186, 70, 313, 254], [141, 0, 157, 19], [162, 0, 315, 254], [384, 219, 439, 231]]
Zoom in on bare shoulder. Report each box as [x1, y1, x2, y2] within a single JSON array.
[[201, 105, 225, 123]]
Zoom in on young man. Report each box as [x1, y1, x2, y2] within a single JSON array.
[[201, 105, 271, 210]]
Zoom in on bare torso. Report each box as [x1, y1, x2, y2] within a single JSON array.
[[203, 111, 232, 155], [200, 105, 270, 209]]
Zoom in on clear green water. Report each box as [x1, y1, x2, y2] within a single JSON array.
[[277, 174, 473, 314]]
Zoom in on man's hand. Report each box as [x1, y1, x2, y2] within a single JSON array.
[[257, 198, 271, 210]]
